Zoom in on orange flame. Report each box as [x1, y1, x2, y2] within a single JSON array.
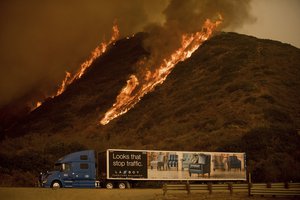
[[100, 17, 222, 125], [100, 75, 139, 125], [31, 23, 119, 111], [35, 101, 42, 108], [29, 101, 42, 112], [55, 23, 120, 97], [56, 71, 71, 96]]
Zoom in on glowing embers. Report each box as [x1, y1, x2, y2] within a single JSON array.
[[100, 17, 222, 125]]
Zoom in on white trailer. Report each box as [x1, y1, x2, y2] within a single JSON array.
[[98, 149, 247, 188]]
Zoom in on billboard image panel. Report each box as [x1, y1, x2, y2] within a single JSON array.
[[147, 151, 246, 180]]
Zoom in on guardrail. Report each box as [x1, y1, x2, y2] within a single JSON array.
[[250, 182, 300, 197], [162, 182, 300, 197], [162, 182, 249, 195]]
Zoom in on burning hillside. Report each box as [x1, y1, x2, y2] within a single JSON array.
[[32, 23, 120, 111], [0, 0, 255, 130], [2, 30, 299, 141], [100, 17, 222, 125], [1, 32, 300, 186]]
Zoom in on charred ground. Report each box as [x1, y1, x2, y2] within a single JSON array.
[[0, 32, 300, 186]]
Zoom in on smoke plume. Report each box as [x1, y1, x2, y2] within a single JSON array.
[[0, 0, 254, 110], [134, 0, 255, 104], [100, 0, 255, 125], [142, 0, 255, 70], [0, 0, 168, 107]]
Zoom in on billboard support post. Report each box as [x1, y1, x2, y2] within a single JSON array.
[[248, 172, 251, 183], [186, 181, 190, 194], [208, 182, 212, 194]]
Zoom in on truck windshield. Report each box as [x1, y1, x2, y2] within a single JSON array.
[[54, 163, 71, 172]]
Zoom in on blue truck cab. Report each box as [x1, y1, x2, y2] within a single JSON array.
[[41, 150, 99, 188]]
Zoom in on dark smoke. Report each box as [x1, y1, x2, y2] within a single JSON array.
[[0, 0, 168, 107], [98, 0, 256, 125], [142, 0, 255, 70], [0, 0, 254, 109]]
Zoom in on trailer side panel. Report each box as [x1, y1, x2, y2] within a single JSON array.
[[106, 149, 247, 181]]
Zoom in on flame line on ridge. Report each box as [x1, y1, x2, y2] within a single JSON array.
[[100, 17, 222, 125], [31, 23, 120, 111]]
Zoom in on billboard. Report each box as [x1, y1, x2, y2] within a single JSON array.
[[107, 149, 246, 181]]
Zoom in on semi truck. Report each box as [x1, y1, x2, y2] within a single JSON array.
[[40, 149, 246, 188]]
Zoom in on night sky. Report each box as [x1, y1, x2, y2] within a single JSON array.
[[0, 0, 299, 108]]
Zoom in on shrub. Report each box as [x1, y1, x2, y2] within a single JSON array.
[[263, 108, 292, 123], [224, 119, 247, 128], [244, 97, 256, 104], [226, 82, 256, 93], [260, 94, 275, 104], [44, 142, 87, 159], [219, 127, 300, 182], [214, 72, 236, 86], [193, 119, 217, 132]]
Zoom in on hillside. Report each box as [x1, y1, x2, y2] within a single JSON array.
[[0, 32, 300, 186]]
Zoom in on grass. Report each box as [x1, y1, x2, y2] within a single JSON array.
[[0, 187, 160, 200], [0, 187, 286, 200]]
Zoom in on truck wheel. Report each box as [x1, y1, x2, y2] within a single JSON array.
[[106, 182, 114, 189], [118, 182, 126, 189], [51, 181, 61, 189]]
